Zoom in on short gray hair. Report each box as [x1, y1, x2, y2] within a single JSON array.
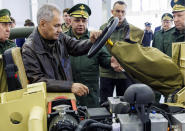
[[37, 3, 61, 24]]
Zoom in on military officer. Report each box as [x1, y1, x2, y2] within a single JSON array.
[[61, 8, 71, 32], [152, 13, 174, 102], [142, 22, 153, 47], [152, 13, 174, 56], [0, 9, 16, 54], [153, 0, 185, 57], [171, 0, 185, 43], [66, 3, 111, 107], [161, 13, 174, 31]]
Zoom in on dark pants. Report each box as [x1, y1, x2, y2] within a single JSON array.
[[100, 77, 132, 104]]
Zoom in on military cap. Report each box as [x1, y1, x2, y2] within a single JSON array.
[[161, 13, 173, 21], [144, 22, 152, 27], [171, 0, 185, 12], [68, 3, 91, 19], [0, 9, 11, 23]]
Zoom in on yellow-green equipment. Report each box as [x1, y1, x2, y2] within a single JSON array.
[[0, 82, 47, 131], [87, 17, 185, 107], [167, 42, 185, 108], [0, 47, 76, 131], [105, 30, 185, 108]]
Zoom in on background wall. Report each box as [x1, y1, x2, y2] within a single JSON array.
[[1, 0, 32, 26]]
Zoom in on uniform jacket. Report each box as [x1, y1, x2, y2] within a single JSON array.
[[153, 27, 185, 57], [142, 30, 153, 47], [22, 28, 92, 92], [0, 40, 16, 54], [100, 17, 130, 79], [66, 28, 111, 107], [154, 26, 161, 34], [61, 23, 70, 33]]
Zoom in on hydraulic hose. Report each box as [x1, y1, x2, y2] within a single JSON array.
[[75, 119, 98, 131], [87, 123, 112, 131]]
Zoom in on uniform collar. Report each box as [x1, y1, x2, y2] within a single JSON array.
[[0, 40, 9, 47], [161, 27, 174, 33], [108, 17, 128, 29], [62, 23, 71, 31], [173, 27, 185, 35], [67, 27, 90, 39]]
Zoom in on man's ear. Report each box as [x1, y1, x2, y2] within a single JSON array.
[[39, 19, 46, 28]]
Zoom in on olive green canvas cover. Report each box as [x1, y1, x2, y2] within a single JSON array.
[[106, 25, 183, 96], [172, 42, 185, 85]]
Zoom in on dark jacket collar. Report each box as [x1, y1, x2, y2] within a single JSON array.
[[32, 27, 58, 54]]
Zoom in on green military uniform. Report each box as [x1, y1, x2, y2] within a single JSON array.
[[66, 28, 111, 107], [0, 40, 16, 54], [0, 9, 16, 54], [0, 9, 15, 93], [61, 23, 70, 33], [170, 0, 185, 43], [67, 4, 111, 108], [153, 0, 185, 57], [152, 13, 174, 57], [153, 27, 185, 57]]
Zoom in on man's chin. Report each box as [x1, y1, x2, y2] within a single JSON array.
[[54, 35, 60, 40], [53, 38, 58, 40], [176, 26, 184, 30], [76, 30, 84, 35], [0, 39, 6, 42], [119, 19, 124, 24], [5, 36, 10, 40]]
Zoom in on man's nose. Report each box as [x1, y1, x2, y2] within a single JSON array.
[[118, 12, 122, 15], [79, 20, 84, 25], [58, 26, 62, 33], [117, 11, 123, 16], [173, 16, 178, 22], [6, 24, 11, 32]]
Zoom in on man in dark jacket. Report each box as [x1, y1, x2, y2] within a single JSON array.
[[66, 4, 111, 107], [0, 9, 16, 54], [22, 4, 101, 96], [142, 22, 153, 47]]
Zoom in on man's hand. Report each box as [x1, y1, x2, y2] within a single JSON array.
[[111, 56, 123, 72], [90, 30, 102, 43], [71, 83, 89, 96]]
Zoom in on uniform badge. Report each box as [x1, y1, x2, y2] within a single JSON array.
[[79, 5, 85, 10]]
